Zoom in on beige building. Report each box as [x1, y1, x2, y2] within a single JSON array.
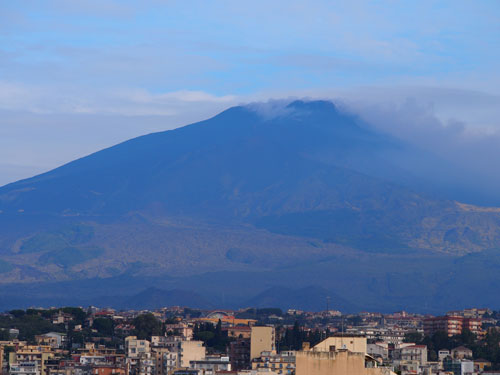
[[313, 336, 367, 354], [295, 350, 395, 375], [152, 347, 178, 375], [250, 327, 275, 361], [125, 337, 151, 359], [8, 345, 54, 375], [125, 337, 153, 375], [176, 340, 205, 368], [35, 332, 66, 349]]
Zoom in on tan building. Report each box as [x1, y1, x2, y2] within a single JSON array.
[[163, 324, 193, 340], [125, 337, 151, 359], [152, 347, 177, 375], [147, 338, 204, 373], [8, 345, 54, 375], [250, 327, 275, 361], [313, 336, 367, 354], [35, 332, 66, 349], [125, 337, 153, 375], [177, 341, 205, 368], [295, 350, 395, 375]]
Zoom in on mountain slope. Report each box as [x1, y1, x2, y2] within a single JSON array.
[[0, 100, 500, 310]]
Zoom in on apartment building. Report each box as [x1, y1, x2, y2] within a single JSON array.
[[423, 316, 481, 337], [250, 327, 275, 361], [251, 351, 295, 375]]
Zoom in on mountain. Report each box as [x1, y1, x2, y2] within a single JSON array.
[[1, 100, 499, 312], [244, 286, 359, 312]]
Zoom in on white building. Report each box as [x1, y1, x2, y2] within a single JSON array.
[[190, 356, 231, 374]]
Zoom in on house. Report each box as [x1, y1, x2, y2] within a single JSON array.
[[451, 346, 472, 360], [35, 332, 67, 349]]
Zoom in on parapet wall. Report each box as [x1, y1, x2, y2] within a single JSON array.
[[296, 350, 394, 375]]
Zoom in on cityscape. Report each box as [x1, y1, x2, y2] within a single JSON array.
[[1, 2, 499, 375], [1, 305, 500, 375]]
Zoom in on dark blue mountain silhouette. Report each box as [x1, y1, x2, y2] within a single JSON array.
[[1, 100, 500, 311]]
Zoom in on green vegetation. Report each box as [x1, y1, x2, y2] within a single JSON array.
[[193, 320, 232, 352], [277, 321, 327, 350], [133, 313, 162, 339], [93, 318, 114, 336], [20, 224, 95, 254], [60, 307, 87, 324], [0, 311, 65, 342], [255, 210, 410, 254], [38, 246, 103, 268], [63, 224, 95, 244], [0, 329, 10, 340], [0, 307, 126, 349], [20, 233, 68, 254], [0, 307, 88, 343]]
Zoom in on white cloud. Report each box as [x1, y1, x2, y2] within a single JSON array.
[[0, 81, 238, 116]]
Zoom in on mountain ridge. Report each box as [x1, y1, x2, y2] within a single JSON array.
[[1, 100, 500, 310]]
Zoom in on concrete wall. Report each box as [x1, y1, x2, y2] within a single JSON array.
[[179, 341, 205, 367], [296, 350, 394, 375], [313, 337, 367, 354], [250, 327, 275, 360]]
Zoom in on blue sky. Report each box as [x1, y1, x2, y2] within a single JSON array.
[[1, 0, 500, 185]]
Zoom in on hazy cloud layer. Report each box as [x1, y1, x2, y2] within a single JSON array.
[[1, 1, 499, 197]]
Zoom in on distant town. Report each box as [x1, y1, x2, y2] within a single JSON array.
[[0, 305, 499, 375]]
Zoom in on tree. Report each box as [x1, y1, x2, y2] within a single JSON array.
[[432, 331, 451, 352], [133, 313, 162, 339], [0, 329, 10, 340], [9, 310, 25, 318], [459, 329, 476, 347], [61, 307, 87, 324], [404, 331, 423, 343], [93, 318, 114, 336]]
